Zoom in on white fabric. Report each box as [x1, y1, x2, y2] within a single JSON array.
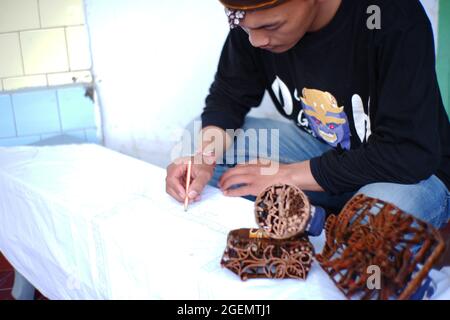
[[0, 144, 448, 299]]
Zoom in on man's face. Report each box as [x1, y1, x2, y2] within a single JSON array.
[[239, 0, 319, 53]]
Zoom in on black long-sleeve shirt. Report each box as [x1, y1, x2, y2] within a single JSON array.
[[202, 0, 450, 195]]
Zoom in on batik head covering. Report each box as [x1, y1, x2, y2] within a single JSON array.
[[219, 0, 286, 28]]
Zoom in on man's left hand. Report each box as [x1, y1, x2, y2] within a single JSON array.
[[218, 159, 324, 197]]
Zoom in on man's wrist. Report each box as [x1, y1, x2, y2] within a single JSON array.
[[193, 150, 217, 167], [286, 161, 324, 192]]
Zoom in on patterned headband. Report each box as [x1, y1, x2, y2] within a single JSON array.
[[225, 8, 246, 29], [222, 0, 284, 29]]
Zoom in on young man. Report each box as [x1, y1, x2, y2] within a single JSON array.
[[166, 0, 450, 227]]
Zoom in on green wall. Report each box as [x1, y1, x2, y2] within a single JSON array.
[[437, 0, 450, 115]]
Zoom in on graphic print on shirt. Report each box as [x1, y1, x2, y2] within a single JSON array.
[[271, 76, 294, 116], [351, 94, 372, 143], [271, 77, 315, 136], [300, 88, 351, 150]]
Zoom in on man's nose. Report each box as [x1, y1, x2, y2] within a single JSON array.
[[248, 30, 270, 48]]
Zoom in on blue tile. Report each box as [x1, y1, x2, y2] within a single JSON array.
[[40, 132, 65, 140], [58, 87, 96, 131], [65, 130, 87, 141], [85, 128, 100, 144], [0, 135, 41, 147], [0, 95, 16, 138], [42, 130, 86, 141], [12, 90, 61, 136]]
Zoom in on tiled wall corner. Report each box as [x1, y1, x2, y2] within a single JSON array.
[[0, 85, 100, 147], [0, 0, 92, 92], [47, 71, 92, 86], [66, 26, 92, 70]]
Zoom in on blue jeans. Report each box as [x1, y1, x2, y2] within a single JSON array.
[[187, 117, 450, 228]]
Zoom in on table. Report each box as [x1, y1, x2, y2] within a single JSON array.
[[0, 144, 448, 299]]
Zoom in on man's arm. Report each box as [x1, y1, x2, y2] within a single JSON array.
[[197, 126, 232, 162], [166, 28, 267, 202], [310, 20, 443, 194], [201, 27, 266, 132]]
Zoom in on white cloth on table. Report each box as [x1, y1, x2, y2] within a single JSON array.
[[0, 144, 448, 299]]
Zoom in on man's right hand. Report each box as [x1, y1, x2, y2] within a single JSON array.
[[165, 155, 216, 203]]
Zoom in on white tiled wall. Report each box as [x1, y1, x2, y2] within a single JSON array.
[[40, 0, 86, 28], [66, 26, 92, 70], [3, 75, 47, 91], [47, 70, 92, 86], [21, 29, 69, 74], [0, 0, 92, 92], [0, 0, 40, 33], [0, 33, 23, 78]]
